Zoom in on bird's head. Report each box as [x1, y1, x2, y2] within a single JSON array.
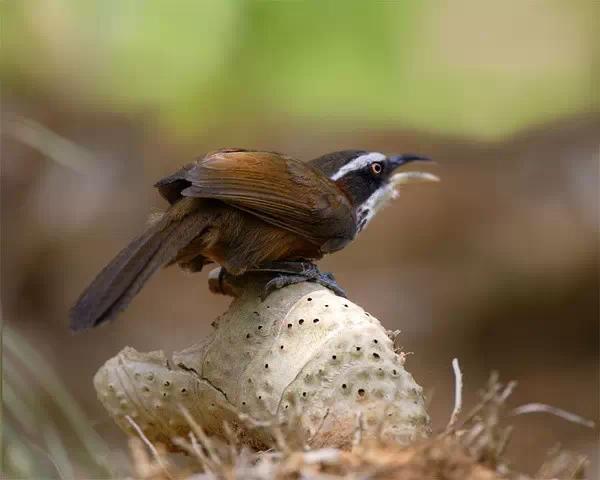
[[311, 150, 438, 232]]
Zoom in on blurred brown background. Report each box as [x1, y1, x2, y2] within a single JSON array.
[[2, 1, 598, 478]]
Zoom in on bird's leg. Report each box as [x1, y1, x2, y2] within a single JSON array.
[[249, 261, 347, 300], [208, 262, 347, 299]]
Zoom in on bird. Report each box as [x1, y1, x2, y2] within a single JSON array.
[[70, 148, 437, 331]]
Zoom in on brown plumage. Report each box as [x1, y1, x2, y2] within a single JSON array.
[[70, 147, 433, 331], [70, 149, 355, 330]]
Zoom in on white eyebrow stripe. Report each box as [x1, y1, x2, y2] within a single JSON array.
[[330, 152, 386, 181]]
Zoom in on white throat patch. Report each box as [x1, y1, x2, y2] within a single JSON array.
[[330, 152, 386, 181], [356, 182, 399, 232]]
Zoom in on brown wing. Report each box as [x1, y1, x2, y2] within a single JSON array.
[[156, 149, 356, 246]]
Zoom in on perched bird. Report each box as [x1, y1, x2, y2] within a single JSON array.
[[70, 148, 437, 330]]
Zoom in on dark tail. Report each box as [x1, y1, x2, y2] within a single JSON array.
[[69, 213, 208, 331]]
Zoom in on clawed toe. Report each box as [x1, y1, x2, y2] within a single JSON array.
[[313, 272, 347, 298], [261, 274, 306, 301], [211, 261, 347, 301], [254, 261, 346, 300]]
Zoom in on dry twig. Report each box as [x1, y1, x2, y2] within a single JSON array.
[[446, 358, 463, 432], [511, 403, 595, 428], [125, 416, 173, 480]]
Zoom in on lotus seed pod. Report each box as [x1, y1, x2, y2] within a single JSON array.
[[95, 275, 430, 448]]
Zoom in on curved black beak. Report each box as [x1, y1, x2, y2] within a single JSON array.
[[388, 154, 431, 169]]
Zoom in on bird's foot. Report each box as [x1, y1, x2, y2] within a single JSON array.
[[251, 261, 347, 300]]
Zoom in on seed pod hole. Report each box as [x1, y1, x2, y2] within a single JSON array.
[[373, 339, 378, 344], [299, 319, 304, 325], [372, 353, 380, 359], [287, 323, 292, 328], [302, 392, 307, 397], [358, 388, 366, 397], [280, 345, 284, 350], [264, 364, 269, 369], [342, 384, 347, 389], [257, 325, 263, 330], [307, 298, 312, 302], [313, 318, 319, 323], [355, 347, 361, 351]]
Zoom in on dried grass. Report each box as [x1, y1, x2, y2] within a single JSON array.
[[5, 323, 591, 479], [124, 372, 591, 480]]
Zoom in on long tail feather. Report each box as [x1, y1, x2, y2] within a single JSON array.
[[69, 213, 207, 331]]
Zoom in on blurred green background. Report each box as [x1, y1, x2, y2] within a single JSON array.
[[2, 1, 598, 478], [3, 0, 597, 137]]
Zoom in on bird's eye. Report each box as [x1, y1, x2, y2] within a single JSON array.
[[370, 162, 383, 175]]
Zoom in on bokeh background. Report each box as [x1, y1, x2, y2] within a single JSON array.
[[2, 1, 598, 478]]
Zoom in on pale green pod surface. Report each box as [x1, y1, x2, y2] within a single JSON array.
[[94, 279, 430, 449]]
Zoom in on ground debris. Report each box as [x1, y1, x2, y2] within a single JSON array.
[[124, 373, 589, 480]]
